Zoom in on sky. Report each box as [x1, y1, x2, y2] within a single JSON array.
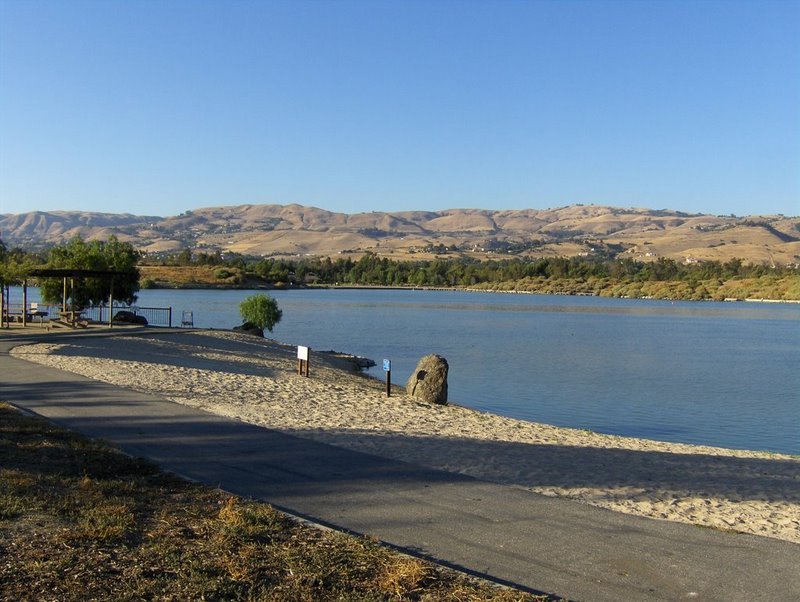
[[1, 0, 798, 218]]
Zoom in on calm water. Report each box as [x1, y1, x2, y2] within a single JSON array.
[[11, 287, 800, 455]]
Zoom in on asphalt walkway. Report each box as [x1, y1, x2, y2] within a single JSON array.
[[1, 328, 798, 601]]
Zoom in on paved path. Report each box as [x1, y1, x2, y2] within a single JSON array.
[[1, 329, 798, 601]]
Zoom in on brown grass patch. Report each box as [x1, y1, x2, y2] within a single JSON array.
[[0, 403, 547, 601]]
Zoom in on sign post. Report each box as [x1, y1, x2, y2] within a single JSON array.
[[383, 359, 391, 397], [297, 346, 310, 377]]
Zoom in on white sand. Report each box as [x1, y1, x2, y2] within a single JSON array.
[[10, 330, 799, 544]]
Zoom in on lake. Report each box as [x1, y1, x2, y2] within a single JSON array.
[[9, 286, 800, 455]]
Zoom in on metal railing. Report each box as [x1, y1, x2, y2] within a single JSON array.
[[82, 305, 173, 327], [2, 302, 173, 328]]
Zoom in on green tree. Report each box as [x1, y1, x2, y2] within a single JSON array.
[[1, 244, 48, 287], [0, 238, 8, 287], [39, 236, 140, 309], [171, 248, 192, 266], [239, 293, 282, 333]]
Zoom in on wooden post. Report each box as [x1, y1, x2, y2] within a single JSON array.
[[70, 277, 75, 326], [297, 358, 311, 376], [3, 284, 8, 328], [108, 279, 114, 328], [383, 359, 392, 397], [22, 280, 28, 327], [62, 277, 67, 318], [297, 346, 310, 377]]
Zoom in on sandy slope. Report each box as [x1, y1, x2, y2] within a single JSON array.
[[10, 330, 799, 544]]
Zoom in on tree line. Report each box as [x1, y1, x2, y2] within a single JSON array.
[[251, 254, 798, 287], [3, 235, 798, 305], [148, 249, 798, 288]]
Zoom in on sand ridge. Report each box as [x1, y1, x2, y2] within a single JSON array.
[[10, 330, 799, 544]]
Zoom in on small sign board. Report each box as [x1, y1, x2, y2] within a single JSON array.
[[383, 359, 391, 372], [297, 345, 309, 361]]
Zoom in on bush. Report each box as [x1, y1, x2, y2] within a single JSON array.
[[239, 294, 282, 333]]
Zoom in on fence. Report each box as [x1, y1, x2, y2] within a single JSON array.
[[82, 305, 173, 327], [2, 302, 173, 328]]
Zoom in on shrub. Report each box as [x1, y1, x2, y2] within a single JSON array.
[[239, 294, 282, 333]]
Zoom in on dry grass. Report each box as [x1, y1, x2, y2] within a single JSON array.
[[0, 403, 547, 601], [139, 265, 248, 287], [472, 274, 800, 301]]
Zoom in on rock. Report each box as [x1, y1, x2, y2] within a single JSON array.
[[406, 354, 448, 405], [322, 351, 377, 371], [233, 321, 264, 337], [112, 310, 148, 325], [350, 355, 377, 370]]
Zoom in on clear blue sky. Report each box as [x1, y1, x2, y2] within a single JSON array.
[[1, 0, 798, 218]]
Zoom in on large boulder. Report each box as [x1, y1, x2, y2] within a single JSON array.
[[406, 354, 448, 405]]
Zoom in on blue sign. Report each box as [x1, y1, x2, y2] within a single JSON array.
[[383, 359, 391, 371]]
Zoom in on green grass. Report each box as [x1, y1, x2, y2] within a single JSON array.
[[0, 403, 547, 601]]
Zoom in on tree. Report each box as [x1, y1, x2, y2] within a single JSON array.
[[175, 248, 193, 266], [239, 293, 282, 333], [1, 244, 47, 287], [0, 238, 8, 287], [39, 236, 140, 309]]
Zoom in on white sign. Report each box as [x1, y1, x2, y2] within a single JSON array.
[[383, 359, 391, 371], [297, 345, 309, 361]]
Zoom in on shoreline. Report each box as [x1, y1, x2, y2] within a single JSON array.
[[8, 329, 799, 545], [168, 282, 800, 303]]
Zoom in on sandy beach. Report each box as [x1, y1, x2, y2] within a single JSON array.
[[9, 329, 799, 544]]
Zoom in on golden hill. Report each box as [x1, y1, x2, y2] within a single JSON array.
[[2, 204, 798, 265]]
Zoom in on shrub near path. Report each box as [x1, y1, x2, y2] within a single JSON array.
[[0, 403, 545, 601]]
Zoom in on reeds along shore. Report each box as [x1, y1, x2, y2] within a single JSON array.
[[9, 330, 800, 544]]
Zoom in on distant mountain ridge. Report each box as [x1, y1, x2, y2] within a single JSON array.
[[2, 203, 799, 265]]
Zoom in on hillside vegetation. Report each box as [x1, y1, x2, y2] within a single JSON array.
[[470, 275, 800, 301], [139, 254, 800, 302]]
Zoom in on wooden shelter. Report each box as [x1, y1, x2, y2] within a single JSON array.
[[1, 268, 129, 329]]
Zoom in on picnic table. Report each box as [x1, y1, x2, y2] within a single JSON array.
[[27, 309, 48, 325]]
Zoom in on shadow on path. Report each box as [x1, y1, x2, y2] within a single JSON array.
[[278, 427, 800, 505]]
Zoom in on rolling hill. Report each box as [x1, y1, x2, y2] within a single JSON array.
[[2, 203, 799, 265]]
